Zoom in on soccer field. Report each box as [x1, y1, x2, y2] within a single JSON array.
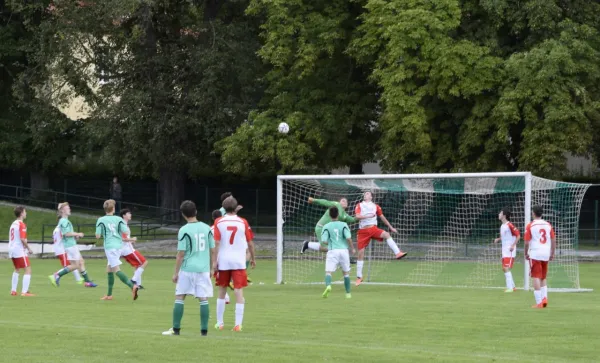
[[2, 259, 599, 362]]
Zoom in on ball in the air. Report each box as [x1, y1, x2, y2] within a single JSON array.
[[278, 122, 290, 134]]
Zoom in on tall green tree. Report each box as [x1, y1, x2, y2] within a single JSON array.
[[217, 0, 379, 175]]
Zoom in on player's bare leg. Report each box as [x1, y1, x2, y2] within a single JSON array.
[[531, 277, 544, 308], [215, 286, 228, 330], [356, 248, 365, 286], [541, 278, 548, 307], [233, 288, 245, 331], [11, 267, 20, 296], [380, 231, 407, 260], [132, 259, 148, 289]]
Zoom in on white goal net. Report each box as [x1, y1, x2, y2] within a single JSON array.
[[276, 173, 591, 292]]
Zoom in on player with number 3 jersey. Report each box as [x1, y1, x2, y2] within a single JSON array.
[[525, 205, 555, 309]]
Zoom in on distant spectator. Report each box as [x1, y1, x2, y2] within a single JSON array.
[[109, 177, 122, 213]]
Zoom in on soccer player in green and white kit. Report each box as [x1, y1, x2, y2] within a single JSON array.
[[301, 197, 357, 254], [321, 207, 355, 299], [95, 199, 139, 301], [162, 200, 215, 336]]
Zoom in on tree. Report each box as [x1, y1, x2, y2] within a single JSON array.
[[217, 0, 379, 175]]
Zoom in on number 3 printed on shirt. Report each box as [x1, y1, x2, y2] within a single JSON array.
[[540, 229, 547, 244], [227, 226, 238, 245]]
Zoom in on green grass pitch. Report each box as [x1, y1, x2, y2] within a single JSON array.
[[1, 259, 599, 362]]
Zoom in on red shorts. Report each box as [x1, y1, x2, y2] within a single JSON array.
[[502, 257, 514, 269], [216, 269, 248, 289], [123, 251, 147, 268], [12, 256, 30, 269], [357, 226, 385, 250], [530, 259, 548, 279], [57, 253, 69, 267]]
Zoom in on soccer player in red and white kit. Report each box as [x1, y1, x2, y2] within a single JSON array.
[[119, 209, 148, 288], [9, 206, 34, 296], [354, 191, 407, 286], [524, 205, 555, 308], [211, 209, 230, 304], [213, 196, 256, 332], [494, 208, 520, 292]]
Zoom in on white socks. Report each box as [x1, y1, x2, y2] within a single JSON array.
[[386, 238, 400, 255], [73, 270, 82, 282], [225, 292, 230, 303], [534, 290, 542, 304], [235, 303, 245, 327], [356, 261, 364, 278], [541, 286, 548, 299], [504, 271, 515, 289], [308, 242, 321, 251], [133, 267, 145, 285], [216, 298, 226, 325], [11, 272, 19, 292], [22, 274, 31, 293]]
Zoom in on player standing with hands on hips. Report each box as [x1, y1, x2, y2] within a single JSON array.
[[525, 205, 555, 309]]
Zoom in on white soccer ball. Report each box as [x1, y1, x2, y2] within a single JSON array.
[[278, 122, 290, 134]]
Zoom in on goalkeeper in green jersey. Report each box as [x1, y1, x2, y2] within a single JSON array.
[[301, 197, 357, 254], [321, 207, 355, 299]]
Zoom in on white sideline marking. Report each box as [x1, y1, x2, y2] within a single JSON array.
[[0, 319, 562, 362]]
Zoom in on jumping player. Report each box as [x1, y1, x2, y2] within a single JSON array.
[[95, 199, 139, 301], [494, 208, 520, 292], [49, 202, 97, 288], [211, 209, 230, 304], [213, 196, 256, 332], [120, 209, 148, 288], [301, 197, 357, 254], [162, 200, 215, 336], [321, 207, 355, 299], [9, 206, 34, 297], [524, 205, 555, 308], [355, 191, 407, 286], [52, 217, 82, 284]]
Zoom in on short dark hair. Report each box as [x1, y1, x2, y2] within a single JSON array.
[[222, 196, 238, 213], [120, 208, 131, 218], [220, 192, 232, 202], [329, 206, 339, 219], [212, 209, 222, 221], [501, 208, 511, 221], [180, 200, 197, 218], [14, 206, 25, 218], [532, 205, 543, 218]]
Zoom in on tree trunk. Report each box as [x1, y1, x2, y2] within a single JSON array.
[[349, 163, 363, 175], [29, 171, 49, 198], [159, 168, 185, 223]]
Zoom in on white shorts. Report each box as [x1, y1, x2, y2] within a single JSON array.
[[175, 271, 213, 298], [65, 246, 82, 261], [325, 249, 351, 273], [105, 249, 122, 268]]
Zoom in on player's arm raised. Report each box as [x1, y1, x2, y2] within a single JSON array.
[[308, 197, 336, 208]]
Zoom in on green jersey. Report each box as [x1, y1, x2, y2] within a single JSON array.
[[95, 215, 129, 250], [219, 207, 226, 217], [312, 199, 356, 227], [178, 221, 215, 273], [321, 221, 351, 250], [59, 217, 77, 248]]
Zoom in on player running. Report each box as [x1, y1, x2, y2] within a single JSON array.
[[321, 207, 355, 299], [162, 200, 215, 336], [49, 202, 97, 288], [525, 205, 555, 309], [355, 191, 407, 286], [9, 206, 34, 297], [301, 197, 357, 254], [119, 209, 148, 289], [213, 196, 256, 332], [211, 209, 230, 304], [52, 217, 82, 284], [95, 199, 139, 301], [493, 208, 520, 292]]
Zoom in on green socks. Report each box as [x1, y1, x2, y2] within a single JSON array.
[[173, 300, 184, 329], [200, 300, 209, 332], [81, 270, 91, 283], [325, 275, 332, 286], [107, 272, 115, 296], [57, 267, 70, 277], [116, 271, 134, 289], [246, 261, 250, 269], [344, 276, 351, 293]]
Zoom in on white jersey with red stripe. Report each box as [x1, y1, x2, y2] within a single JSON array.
[[525, 219, 555, 261], [53, 226, 65, 255], [500, 222, 520, 258], [120, 230, 136, 255], [214, 214, 254, 270], [354, 201, 383, 229], [8, 220, 27, 258]]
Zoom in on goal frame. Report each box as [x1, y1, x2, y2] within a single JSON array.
[[276, 172, 533, 288]]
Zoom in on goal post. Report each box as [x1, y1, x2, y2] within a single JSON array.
[[276, 172, 591, 292]]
